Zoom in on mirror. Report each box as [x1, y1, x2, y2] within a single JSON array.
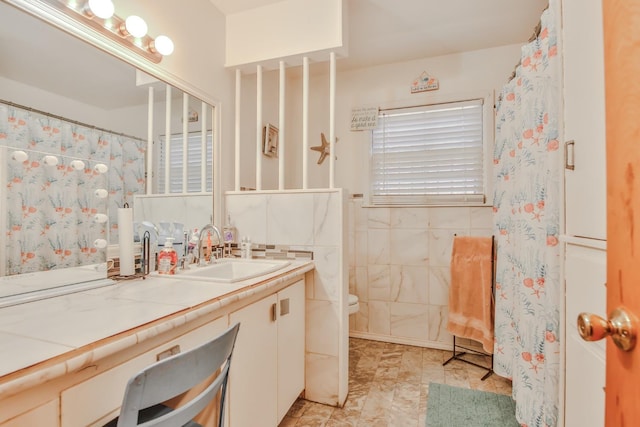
[[0, 0, 214, 304]]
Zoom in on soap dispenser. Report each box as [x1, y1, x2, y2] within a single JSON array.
[[158, 237, 178, 275], [223, 214, 237, 244]]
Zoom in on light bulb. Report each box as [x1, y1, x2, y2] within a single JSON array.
[[11, 150, 28, 162], [70, 159, 85, 170], [43, 155, 59, 166], [87, 0, 114, 19], [94, 239, 108, 249], [94, 213, 109, 223], [94, 163, 109, 174], [153, 35, 174, 56], [125, 15, 148, 38]]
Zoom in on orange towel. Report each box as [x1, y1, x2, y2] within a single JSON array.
[[446, 236, 494, 353]]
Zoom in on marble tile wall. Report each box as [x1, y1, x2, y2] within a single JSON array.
[[348, 198, 493, 349], [225, 189, 349, 407]]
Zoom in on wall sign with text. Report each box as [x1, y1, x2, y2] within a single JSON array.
[[411, 71, 439, 93], [350, 106, 379, 131]]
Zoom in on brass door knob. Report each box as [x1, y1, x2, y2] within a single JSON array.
[[577, 307, 637, 351]]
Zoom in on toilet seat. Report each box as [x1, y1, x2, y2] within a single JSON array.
[[348, 293, 360, 315]]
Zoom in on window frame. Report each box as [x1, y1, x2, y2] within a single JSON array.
[[156, 129, 214, 194], [366, 92, 494, 207]]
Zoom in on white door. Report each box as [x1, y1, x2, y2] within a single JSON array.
[[277, 280, 305, 423]]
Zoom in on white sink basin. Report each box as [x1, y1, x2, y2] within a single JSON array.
[[175, 259, 291, 283]]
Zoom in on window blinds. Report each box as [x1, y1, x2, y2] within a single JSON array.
[[158, 131, 213, 193], [370, 99, 485, 205]]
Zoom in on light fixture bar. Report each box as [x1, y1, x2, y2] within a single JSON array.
[[44, 0, 163, 63]]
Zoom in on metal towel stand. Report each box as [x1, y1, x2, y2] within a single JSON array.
[[442, 235, 495, 381]]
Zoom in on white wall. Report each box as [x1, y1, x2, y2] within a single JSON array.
[[234, 44, 523, 348], [236, 70, 282, 190]]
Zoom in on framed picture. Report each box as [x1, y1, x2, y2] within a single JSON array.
[[262, 123, 279, 157]]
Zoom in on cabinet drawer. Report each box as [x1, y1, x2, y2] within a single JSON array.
[[60, 316, 228, 427], [1, 399, 59, 427]]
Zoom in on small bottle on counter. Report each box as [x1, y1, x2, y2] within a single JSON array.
[[223, 214, 237, 244], [158, 237, 178, 275], [241, 236, 252, 259]]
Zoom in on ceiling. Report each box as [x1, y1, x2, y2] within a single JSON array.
[[210, 0, 549, 71], [0, 0, 548, 110]]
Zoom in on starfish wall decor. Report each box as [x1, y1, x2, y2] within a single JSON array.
[[311, 132, 338, 165]]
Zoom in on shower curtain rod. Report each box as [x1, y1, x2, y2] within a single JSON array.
[[0, 98, 145, 142]]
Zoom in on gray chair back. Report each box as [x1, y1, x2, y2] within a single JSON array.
[[116, 322, 240, 427]]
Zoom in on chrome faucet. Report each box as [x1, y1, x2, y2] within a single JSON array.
[[196, 224, 223, 265]]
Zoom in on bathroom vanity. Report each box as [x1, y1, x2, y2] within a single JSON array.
[[0, 260, 313, 426]]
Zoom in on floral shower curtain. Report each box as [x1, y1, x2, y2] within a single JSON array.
[[493, 2, 561, 426], [1, 103, 145, 275]]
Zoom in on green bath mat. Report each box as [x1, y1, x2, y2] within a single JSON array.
[[426, 383, 518, 427]]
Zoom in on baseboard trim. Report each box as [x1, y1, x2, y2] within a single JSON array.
[[348, 331, 453, 351]]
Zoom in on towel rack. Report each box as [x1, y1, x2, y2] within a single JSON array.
[[442, 235, 495, 381]]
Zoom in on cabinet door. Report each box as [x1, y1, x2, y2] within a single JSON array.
[[562, 0, 606, 240], [277, 280, 305, 423], [0, 399, 58, 427], [565, 244, 606, 427], [229, 294, 278, 427]]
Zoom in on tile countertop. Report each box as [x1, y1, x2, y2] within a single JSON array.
[[0, 260, 314, 398]]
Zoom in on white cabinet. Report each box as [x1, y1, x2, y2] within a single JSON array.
[[0, 399, 58, 427], [229, 279, 305, 427], [562, 0, 606, 241]]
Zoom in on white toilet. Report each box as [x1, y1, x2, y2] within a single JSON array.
[[348, 293, 360, 315]]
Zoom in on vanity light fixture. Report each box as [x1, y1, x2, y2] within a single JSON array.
[[40, 0, 174, 64]]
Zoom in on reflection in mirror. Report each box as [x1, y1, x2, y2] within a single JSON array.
[[0, 0, 215, 304]]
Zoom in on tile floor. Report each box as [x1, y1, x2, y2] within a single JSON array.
[[279, 338, 513, 427]]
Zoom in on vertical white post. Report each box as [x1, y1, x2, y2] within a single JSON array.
[[302, 56, 309, 189], [278, 60, 286, 190], [256, 65, 263, 191], [329, 52, 336, 189], [201, 101, 207, 192], [164, 85, 171, 194], [213, 105, 220, 225], [182, 93, 189, 193], [146, 86, 154, 195], [235, 69, 241, 191]]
